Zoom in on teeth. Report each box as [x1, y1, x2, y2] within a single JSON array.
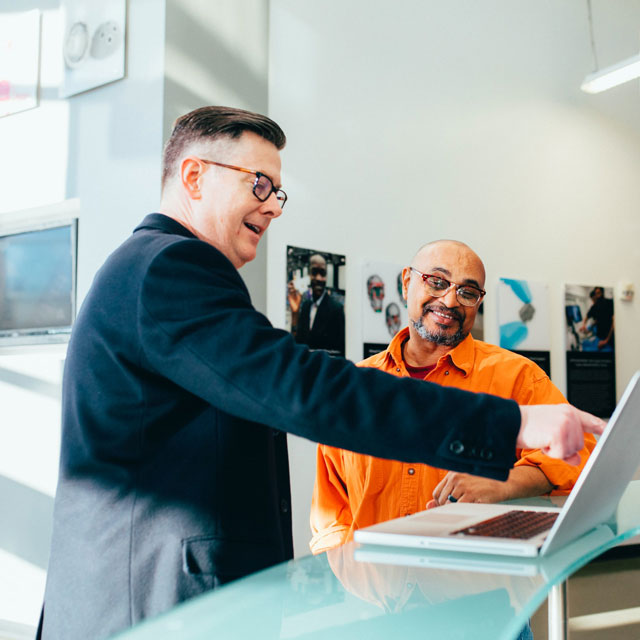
[[430, 309, 457, 321], [245, 223, 260, 233]]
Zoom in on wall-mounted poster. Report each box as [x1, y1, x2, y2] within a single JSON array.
[[497, 278, 551, 376], [0, 10, 40, 118], [362, 262, 408, 359], [286, 246, 346, 357], [60, 0, 126, 98], [565, 284, 616, 417]]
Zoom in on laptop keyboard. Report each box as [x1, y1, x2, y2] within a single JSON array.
[[452, 510, 559, 540]]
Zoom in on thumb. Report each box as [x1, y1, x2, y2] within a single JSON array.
[[562, 452, 582, 466]]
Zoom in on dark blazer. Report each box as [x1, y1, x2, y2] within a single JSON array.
[[295, 292, 345, 356], [40, 214, 520, 639]]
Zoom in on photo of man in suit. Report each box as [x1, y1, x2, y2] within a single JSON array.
[[287, 251, 345, 356], [37, 106, 604, 640]]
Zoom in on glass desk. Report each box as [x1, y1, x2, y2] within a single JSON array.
[[114, 481, 640, 640]]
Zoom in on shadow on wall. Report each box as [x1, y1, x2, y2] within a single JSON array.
[[0, 367, 61, 401], [163, 0, 269, 137], [0, 475, 53, 570]]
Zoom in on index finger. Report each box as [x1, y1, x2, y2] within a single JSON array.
[[431, 474, 451, 506], [575, 408, 606, 435]]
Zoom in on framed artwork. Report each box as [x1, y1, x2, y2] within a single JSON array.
[[60, 0, 126, 98], [286, 246, 346, 358], [0, 10, 40, 118], [565, 284, 616, 417]]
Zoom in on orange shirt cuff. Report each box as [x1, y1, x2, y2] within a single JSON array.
[[309, 524, 351, 555]]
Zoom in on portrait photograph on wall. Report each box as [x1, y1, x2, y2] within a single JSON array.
[[497, 278, 551, 376], [60, 0, 126, 98], [0, 10, 40, 118], [565, 284, 616, 417], [362, 262, 407, 359], [286, 245, 346, 357]]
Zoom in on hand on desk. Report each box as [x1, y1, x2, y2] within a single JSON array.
[[426, 472, 508, 508], [426, 466, 553, 509]]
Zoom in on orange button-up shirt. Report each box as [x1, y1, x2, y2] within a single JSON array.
[[309, 328, 596, 554]]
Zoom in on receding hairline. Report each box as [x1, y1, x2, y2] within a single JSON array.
[[411, 239, 473, 261], [411, 239, 486, 286]]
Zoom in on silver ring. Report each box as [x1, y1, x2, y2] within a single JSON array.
[[448, 494, 458, 503]]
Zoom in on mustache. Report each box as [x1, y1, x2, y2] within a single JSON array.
[[422, 303, 464, 324]]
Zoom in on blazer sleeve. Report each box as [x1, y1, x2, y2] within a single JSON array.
[[137, 239, 521, 480]]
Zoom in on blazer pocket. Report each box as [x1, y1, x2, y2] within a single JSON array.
[[182, 536, 281, 581]]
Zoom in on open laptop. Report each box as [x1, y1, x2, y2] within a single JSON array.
[[354, 371, 640, 558], [354, 524, 615, 577]]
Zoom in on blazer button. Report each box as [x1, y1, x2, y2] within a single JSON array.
[[280, 499, 289, 514], [481, 449, 493, 461], [449, 440, 464, 455]]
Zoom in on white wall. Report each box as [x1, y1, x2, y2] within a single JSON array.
[[2, 0, 639, 621], [0, 0, 166, 628], [268, 0, 640, 557], [163, 0, 270, 312], [0, 0, 271, 628]]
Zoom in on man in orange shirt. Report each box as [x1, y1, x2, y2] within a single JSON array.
[[310, 240, 596, 554]]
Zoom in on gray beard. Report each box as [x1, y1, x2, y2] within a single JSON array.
[[412, 315, 467, 347]]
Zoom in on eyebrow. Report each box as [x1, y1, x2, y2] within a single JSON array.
[[431, 267, 483, 290]]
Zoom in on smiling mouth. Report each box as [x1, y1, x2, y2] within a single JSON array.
[[425, 306, 462, 326], [244, 222, 261, 235]]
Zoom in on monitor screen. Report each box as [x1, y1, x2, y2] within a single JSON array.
[[0, 220, 77, 341]]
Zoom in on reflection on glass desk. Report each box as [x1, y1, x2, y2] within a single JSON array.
[[113, 481, 640, 640]]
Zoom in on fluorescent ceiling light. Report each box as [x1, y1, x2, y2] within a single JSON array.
[[581, 53, 640, 94]]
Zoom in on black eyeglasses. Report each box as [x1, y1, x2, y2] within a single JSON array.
[[410, 267, 485, 307], [199, 159, 288, 208]]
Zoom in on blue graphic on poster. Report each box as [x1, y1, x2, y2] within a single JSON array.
[[498, 279, 550, 351]]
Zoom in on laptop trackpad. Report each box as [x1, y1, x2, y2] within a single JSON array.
[[399, 505, 501, 535]]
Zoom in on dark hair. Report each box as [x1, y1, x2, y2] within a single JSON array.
[[161, 106, 286, 189]]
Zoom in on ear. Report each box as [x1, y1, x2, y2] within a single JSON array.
[[401, 266, 412, 301], [180, 157, 205, 200]]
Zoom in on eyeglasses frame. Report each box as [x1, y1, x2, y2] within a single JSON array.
[[198, 159, 287, 208], [409, 267, 486, 306]]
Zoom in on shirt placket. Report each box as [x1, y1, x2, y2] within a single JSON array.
[[398, 462, 421, 516]]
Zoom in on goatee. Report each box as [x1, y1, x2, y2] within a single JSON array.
[[412, 305, 467, 347]]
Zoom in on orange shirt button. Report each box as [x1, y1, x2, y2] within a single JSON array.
[[396, 368, 401, 372], [408, 468, 415, 475], [444, 370, 450, 375]]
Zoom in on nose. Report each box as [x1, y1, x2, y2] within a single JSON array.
[[441, 286, 459, 306], [261, 192, 283, 218]]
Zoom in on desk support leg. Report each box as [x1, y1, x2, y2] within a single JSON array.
[[548, 580, 568, 640]]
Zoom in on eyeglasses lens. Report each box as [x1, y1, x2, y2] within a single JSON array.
[[253, 175, 273, 201], [253, 175, 287, 208], [424, 276, 480, 307]]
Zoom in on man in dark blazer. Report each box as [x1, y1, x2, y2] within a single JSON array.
[[38, 106, 603, 639], [293, 253, 345, 356]]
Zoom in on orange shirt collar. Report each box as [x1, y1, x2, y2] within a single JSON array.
[[385, 327, 476, 376]]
